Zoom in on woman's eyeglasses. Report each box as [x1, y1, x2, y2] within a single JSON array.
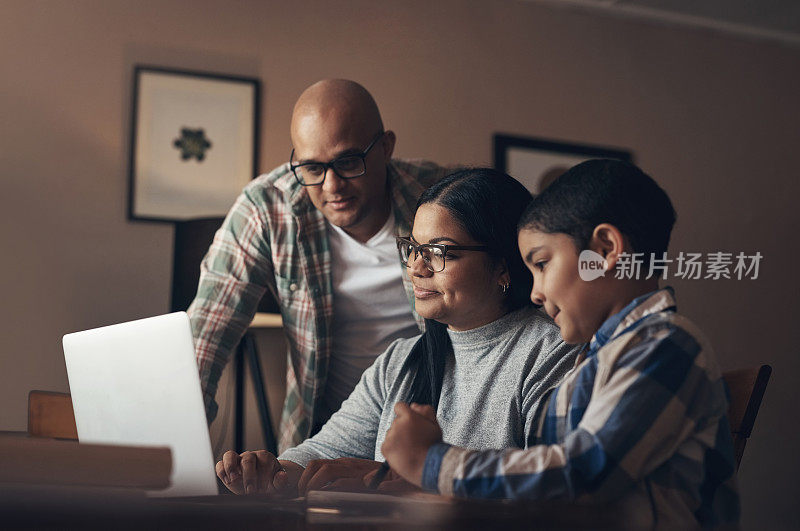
[[396, 236, 491, 273]]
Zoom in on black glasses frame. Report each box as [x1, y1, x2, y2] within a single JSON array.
[[289, 131, 385, 186], [396, 236, 491, 273]]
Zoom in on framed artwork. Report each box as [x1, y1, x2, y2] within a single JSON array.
[[128, 66, 260, 221], [493, 134, 632, 194]]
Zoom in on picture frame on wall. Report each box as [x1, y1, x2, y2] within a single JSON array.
[[128, 66, 260, 222], [493, 134, 632, 194]]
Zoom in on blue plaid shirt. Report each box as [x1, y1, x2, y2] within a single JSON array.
[[422, 288, 740, 528]]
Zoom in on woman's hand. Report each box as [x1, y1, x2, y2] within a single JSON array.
[[215, 450, 303, 496], [381, 403, 443, 488], [297, 457, 384, 495]]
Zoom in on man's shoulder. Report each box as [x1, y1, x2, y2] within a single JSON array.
[[389, 159, 455, 188], [243, 163, 296, 198], [231, 163, 314, 218]]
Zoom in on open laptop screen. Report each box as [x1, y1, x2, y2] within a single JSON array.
[[63, 312, 217, 497]]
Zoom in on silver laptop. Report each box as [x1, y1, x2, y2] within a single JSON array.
[[63, 312, 218, 497]]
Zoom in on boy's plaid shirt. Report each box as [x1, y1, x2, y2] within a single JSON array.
[[422, 288, 740, 528], [188, 159, 448, 452]]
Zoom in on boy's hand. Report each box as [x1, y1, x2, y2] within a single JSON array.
[[381, 402, 442, 488]]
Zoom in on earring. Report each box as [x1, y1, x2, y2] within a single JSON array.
[[501, 282, 510, 294]]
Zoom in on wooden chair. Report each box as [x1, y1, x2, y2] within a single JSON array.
[[27, 390, 78, 440], [722, 365, 771, 470]]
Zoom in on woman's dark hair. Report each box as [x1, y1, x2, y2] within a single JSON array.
[[518, 159, 676, 263], [403, 168, 533, 408]]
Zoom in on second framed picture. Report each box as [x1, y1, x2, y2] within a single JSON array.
[[129, 66, 260, 222], [494, 134, 632, 194]]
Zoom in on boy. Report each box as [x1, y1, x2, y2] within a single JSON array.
[[380, 159, 740, 528]]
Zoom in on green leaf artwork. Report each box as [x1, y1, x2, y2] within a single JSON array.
[[173, 128, 212, 161]]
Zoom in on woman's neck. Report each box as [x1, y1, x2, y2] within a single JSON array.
[[446, 303, 511, 332]]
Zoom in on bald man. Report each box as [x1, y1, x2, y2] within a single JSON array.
[[188, 80, 450, 452]]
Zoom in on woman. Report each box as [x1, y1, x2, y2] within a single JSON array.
[[217, 168, 581, 495]]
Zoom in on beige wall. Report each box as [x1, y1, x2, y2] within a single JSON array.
[[2, 0, 798, 526]]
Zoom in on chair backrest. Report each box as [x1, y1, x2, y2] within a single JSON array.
[[28, 391, 78, 440], [722, 365, 772, 469]]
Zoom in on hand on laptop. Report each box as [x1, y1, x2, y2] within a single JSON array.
[[216, 450, 302, 496]]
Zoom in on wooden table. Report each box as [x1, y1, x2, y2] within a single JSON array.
[[0, 484, 628, 530]]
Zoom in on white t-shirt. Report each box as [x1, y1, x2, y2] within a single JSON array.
[[321, 212, 420, 420]]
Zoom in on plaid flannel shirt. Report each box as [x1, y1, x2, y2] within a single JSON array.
[[423, 288, 740, 528], [188, 159, 449, 452]]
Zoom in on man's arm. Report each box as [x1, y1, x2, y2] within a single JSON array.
[[187, 186, 275, 421]]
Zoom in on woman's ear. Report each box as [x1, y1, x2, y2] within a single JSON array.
[[589, 223, 627, 271], [495, 258, 510, 289]]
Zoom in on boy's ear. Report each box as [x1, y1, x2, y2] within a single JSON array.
[[589, 223, 627, 271]]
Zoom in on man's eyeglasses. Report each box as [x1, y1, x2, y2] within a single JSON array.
[[289, 131, 385, 186], [396, 237, 491, 273]]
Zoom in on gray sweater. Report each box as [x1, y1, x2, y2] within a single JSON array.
[[278, 305, 581, 467]]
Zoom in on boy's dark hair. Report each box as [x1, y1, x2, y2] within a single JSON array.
[[518, 159, 677, 261], [404, 168, 533, 408]]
